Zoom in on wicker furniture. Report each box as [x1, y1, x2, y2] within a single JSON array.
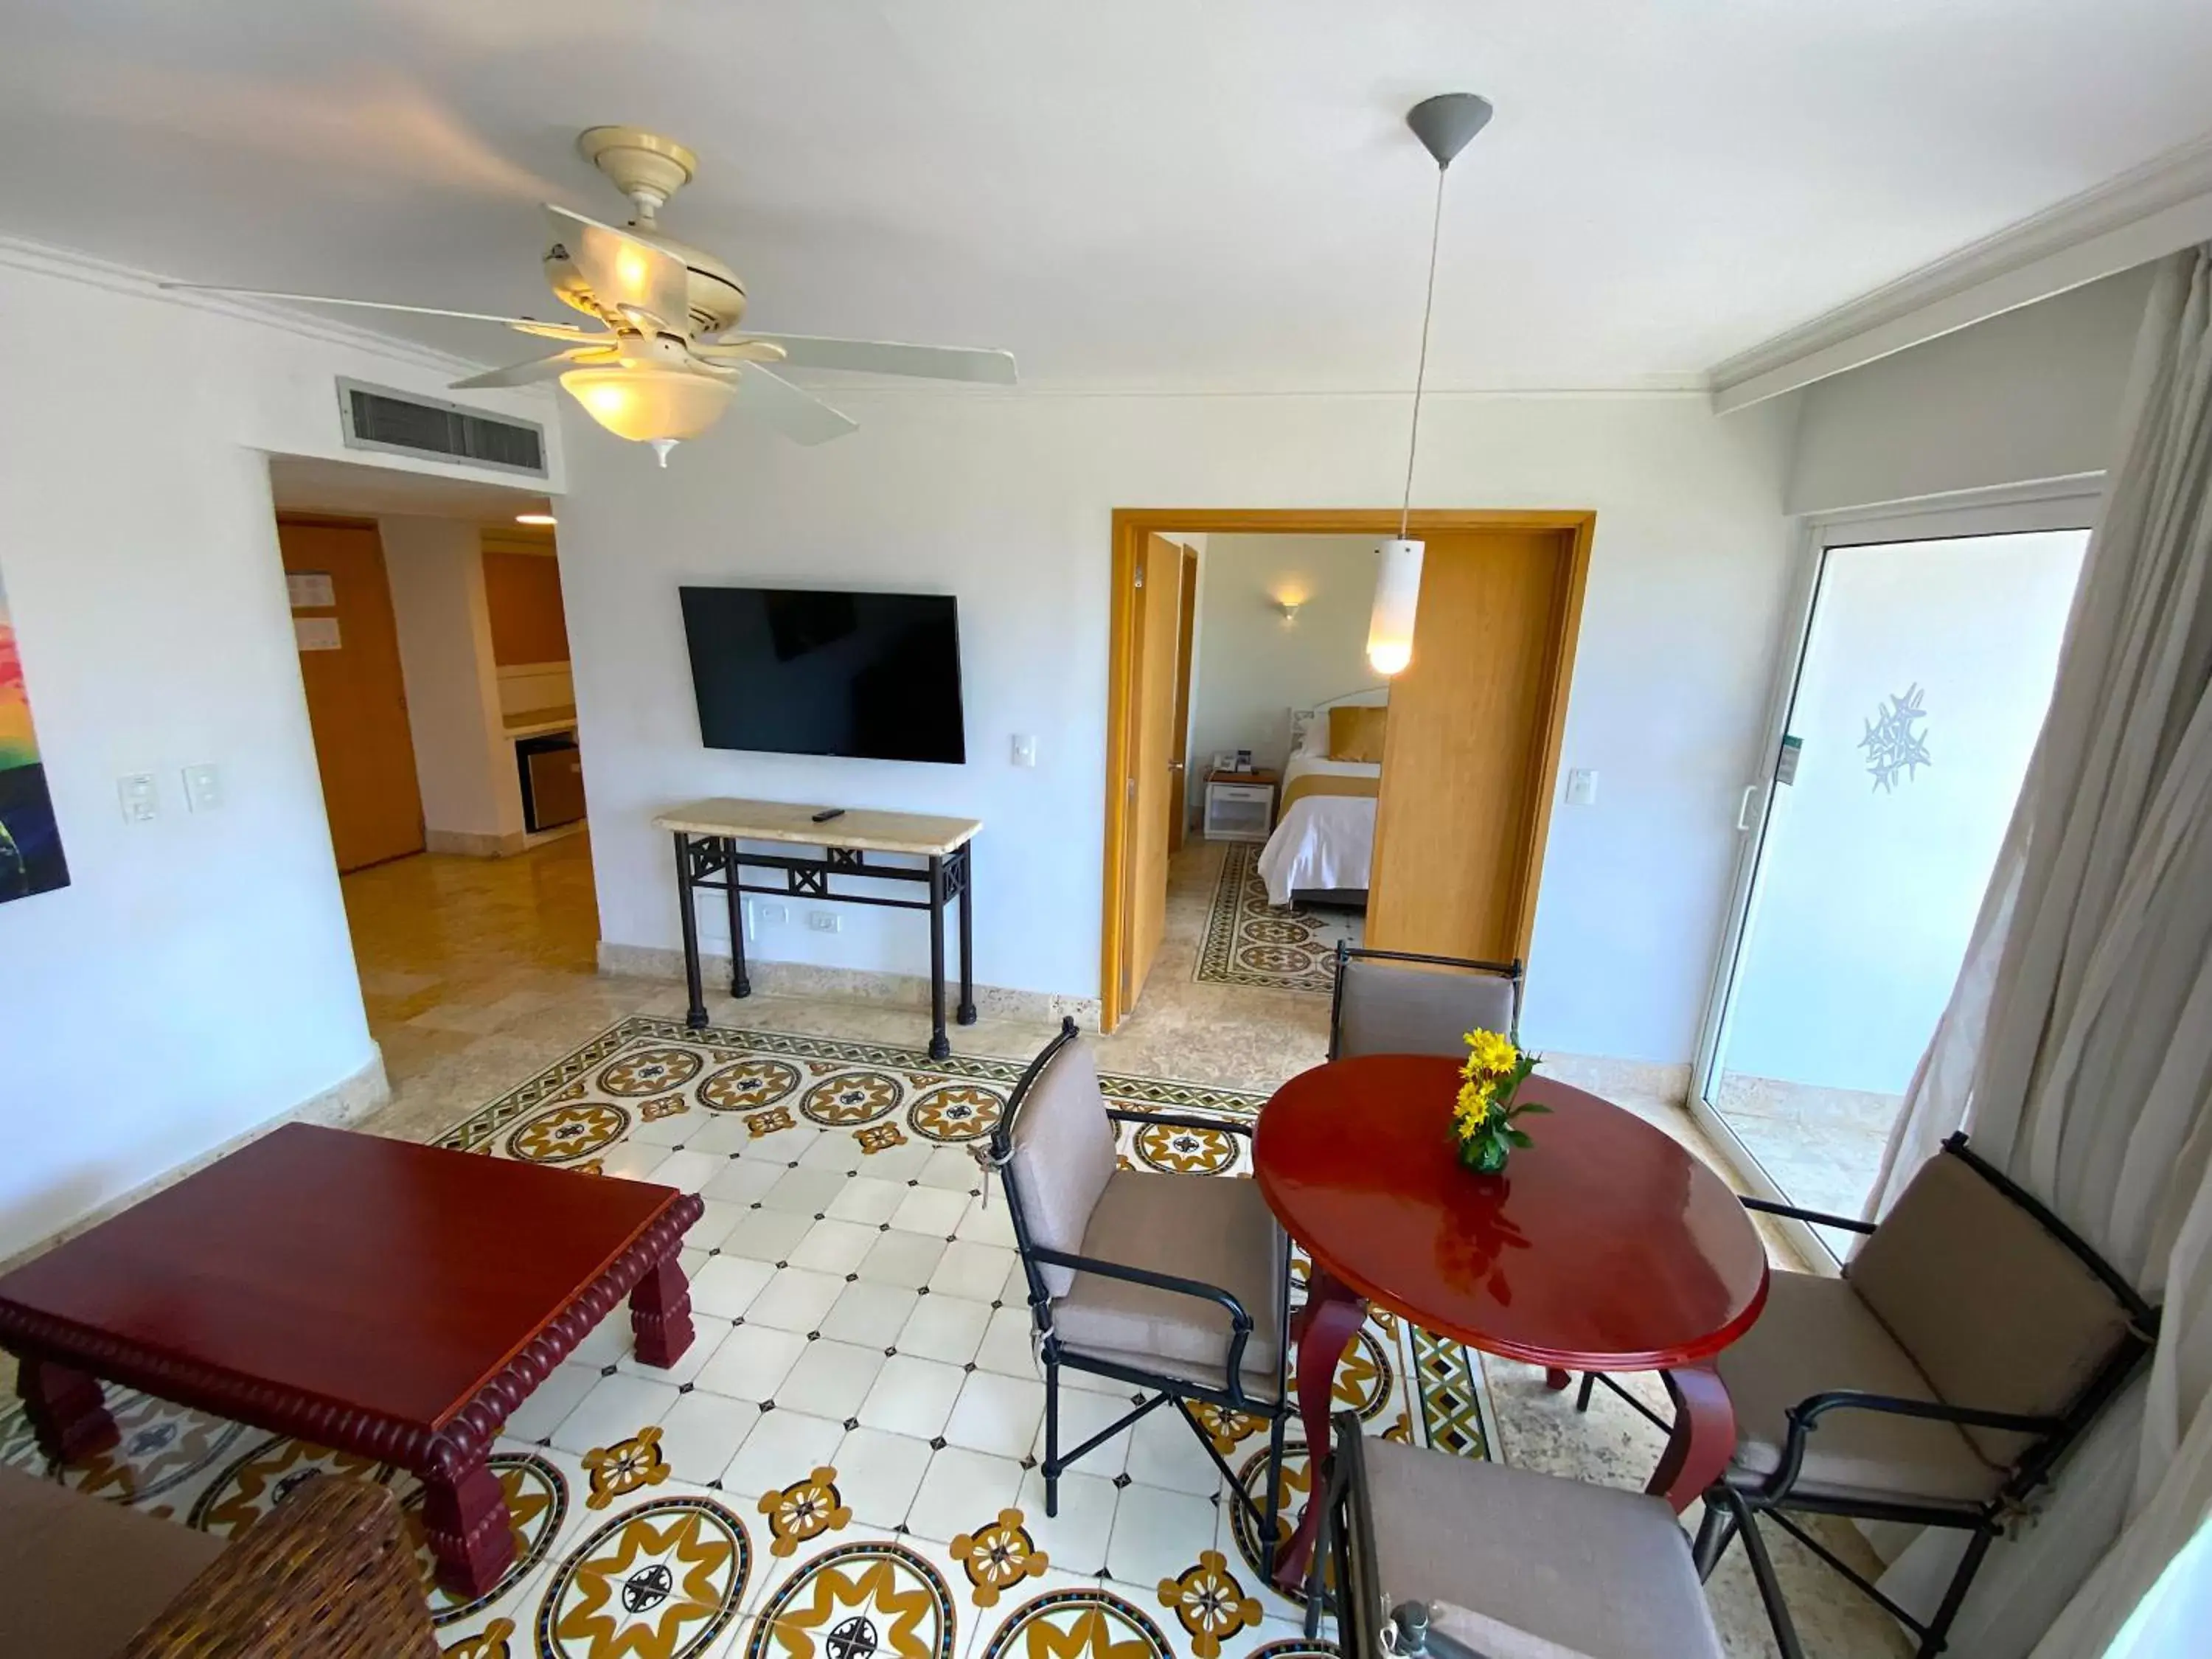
[[0, 1123, 703, 1599], [1309, 1409, 1722, 1659], [1327, 941, 1523, 1057], [0, 1468, 435, 1658], [984, 1018, 1294, 1543]]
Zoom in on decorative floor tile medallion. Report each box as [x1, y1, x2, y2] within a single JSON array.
[[535, 1495, 751, 1658], [975, 1587, 1175, 1659], [1194, 845, 1362, 995], [745, 1540, 957, 1659], [187, 1432, 392, 1538]]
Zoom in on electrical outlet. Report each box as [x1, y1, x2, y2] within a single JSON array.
[[181, 764, 222, 812], [807, 910, 841, 933], [117, 773, 159, 824], [757, 902, 788, 926], [1565, 768, 1599, 807]]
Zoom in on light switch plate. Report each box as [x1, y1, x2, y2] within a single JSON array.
[[118, 773, 159, 824], [1010, 733, 1037, 768], [1565, 768, 1599, 806], [807, 910, 841, 933], [182, 764, 222, 812]]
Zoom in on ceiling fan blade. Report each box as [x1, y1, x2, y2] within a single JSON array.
[[736, 364, 858, 446], [734, 333, 1018, 386], [156, 284, 608, 343], [544, 204, 690, 334], [686, 338, 788, 365], [448, 346, 618, 390]]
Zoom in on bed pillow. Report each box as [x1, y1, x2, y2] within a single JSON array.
[[1328, 705, 1388, 764]]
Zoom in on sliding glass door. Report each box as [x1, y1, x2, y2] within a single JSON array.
[[1693, 509, 2091, 1256]]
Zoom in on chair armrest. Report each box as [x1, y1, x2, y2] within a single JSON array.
[[1739, 1196, 1877, 1235], [1761, 1390, 2067, 1500], [122, 1475, 437, 1658], [1029, 1244, 1267, 1407], [1103, 1108, 1254, 1139]]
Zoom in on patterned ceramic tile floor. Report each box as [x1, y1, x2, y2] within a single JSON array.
[[1194, 842, 1364, 995], [0, 835, 1908, 1658]]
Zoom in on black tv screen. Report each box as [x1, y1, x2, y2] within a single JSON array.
[[678, 586, 967, 764]]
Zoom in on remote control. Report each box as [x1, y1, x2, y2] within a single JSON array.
[[811, 807, 846, 823]]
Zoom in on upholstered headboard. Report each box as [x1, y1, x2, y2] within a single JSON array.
[[1289, 687, 1389, 758]]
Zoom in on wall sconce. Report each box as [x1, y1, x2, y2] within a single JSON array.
[[1271, 587, 1307, 625]]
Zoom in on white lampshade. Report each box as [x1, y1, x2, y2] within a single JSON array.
[[1366, 538, 1425, 676], [560, 366, 734, 445]]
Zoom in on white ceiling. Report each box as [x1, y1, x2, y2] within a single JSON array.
[[6, 1, 2210, 392]]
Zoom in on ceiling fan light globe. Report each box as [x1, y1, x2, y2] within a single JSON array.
[[560, 366, 734, 444]]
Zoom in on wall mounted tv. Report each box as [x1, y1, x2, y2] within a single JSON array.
[[678, 585, 967, 764]]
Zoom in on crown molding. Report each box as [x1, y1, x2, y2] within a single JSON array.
[[1708, 129, 2212, 412], [0, 234, 508, 381]]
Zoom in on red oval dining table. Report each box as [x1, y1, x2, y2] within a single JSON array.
[[1253, 1054, 1770, 1590]]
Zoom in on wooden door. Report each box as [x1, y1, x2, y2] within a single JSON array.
[[278, 520, 425, 873], [1121, 533, 1186, 1006], [1167, 546, 1200, 853], [1366, 529, 1572, 961]]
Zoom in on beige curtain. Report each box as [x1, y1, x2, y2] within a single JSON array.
[[1867, 246, 2212, 1657]]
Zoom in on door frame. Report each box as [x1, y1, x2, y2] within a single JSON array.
[[1099, 507, 1596, 1033], [1682, 479, 2104, 1259]]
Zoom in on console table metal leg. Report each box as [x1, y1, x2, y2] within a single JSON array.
[[723, 835, 751, 998], [674, 832, 708, 1031], [927, 854, 950, 1060], [956, 843, 977, 1026]]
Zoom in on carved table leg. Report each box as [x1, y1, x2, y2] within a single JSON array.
[[630, 1248, 697, 1368], [1544, 1367, 1573, 1391], [1273, 1267, 1368, 1593], [1646, 1362, 1736, 1514], [18, 1357, 119, 1464], [419, 1458, 516, 1599]]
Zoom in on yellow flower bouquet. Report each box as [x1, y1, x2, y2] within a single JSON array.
[[1452, 1027, 1546, 1174]]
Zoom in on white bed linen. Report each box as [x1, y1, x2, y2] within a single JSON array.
[[1254, 755, 1380, 905]]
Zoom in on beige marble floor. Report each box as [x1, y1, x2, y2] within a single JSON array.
[[338, 832, 1907, 1658]]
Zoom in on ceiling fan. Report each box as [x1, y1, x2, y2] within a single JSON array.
[[167, 127, 1018, 464]]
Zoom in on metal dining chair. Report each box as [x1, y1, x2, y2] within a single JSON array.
[[981, 1017, 1293, 1541], [1575, 1134, 2157, 1658], [1308, 1409, 1725, 1659], [1328, 942, 1523, 1059]]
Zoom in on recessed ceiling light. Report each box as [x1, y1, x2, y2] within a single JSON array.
[[515, 512, 557, 526]]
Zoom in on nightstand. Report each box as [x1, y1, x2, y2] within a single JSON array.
[[1203, 770, 1279, 842]]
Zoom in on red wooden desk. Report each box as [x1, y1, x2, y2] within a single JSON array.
[[1253, 1055, 1767, 1588], [0, 1124, 701, 1598]]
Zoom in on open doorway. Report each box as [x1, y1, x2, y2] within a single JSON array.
[[1100, 508, 1593, 1034], [266, 455, 599, 1091]]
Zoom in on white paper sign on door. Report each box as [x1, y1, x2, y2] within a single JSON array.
[[286, 571, 335, 609], [294, 616, 342, 652]]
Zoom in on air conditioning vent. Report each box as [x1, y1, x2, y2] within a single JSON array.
[[336, 379, 548, 477]]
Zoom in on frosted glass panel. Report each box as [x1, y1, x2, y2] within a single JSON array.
[[1708, 530, 2086, 1253]]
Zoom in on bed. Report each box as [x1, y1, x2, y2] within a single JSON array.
[[1254, 693, 1386, 908]]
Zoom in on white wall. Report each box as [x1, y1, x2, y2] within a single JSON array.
[[0, 244, 563, 1259], [1787, 265, 2152, 514], [1186, 534, 1385, 813], [1724, 531, 2088, 1093], [557, 386, 1799, 1063], [380, 516, 522, 844]]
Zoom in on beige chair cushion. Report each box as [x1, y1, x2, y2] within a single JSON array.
[[1336, 956, 1516, 1058], [1715, 1270, 2003, 1506], [1052, 1169, 1285, 1400], [1430, 1603, 1601, 1659], [1360, 1439, 1722, 1659], [0, 1464, 226, 1659], [1007, 1037, 1119, 1298], [1847, 1150, 2136, 1466]]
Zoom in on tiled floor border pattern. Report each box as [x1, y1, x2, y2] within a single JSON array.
[[1192, 845, 1362, 997], [2, 1019, 1502, 1659]]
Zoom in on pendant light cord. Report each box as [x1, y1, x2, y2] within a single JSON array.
[[1398, 163, 1448, 541]]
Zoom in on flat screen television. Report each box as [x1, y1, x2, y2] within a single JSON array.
[[678, 585, 967, 764]]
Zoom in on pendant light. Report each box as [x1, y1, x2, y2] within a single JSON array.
[[1368, 93, 1493, 678]]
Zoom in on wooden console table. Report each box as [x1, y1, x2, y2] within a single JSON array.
[[655, 798, 982, 1059]]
